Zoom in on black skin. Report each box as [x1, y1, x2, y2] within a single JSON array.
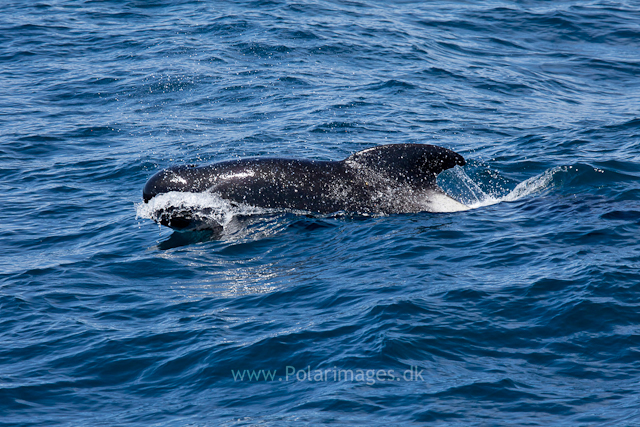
[[143, 144, 466, 229]]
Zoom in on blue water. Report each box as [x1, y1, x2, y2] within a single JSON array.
[[2, 0, 640, 425]]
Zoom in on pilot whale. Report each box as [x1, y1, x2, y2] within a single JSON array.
[[142, 144, 468, 230]]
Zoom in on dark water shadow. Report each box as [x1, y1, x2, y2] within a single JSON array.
[[157, 228, 223, 250], [287, 216, 340, 232]]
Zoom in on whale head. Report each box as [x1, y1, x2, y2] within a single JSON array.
[[143, 164, 201, 203]]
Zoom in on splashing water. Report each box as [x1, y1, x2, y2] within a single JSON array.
[[445, 166, 567, 210], [501, 167, 566, 203], [135, 191, 270, 230]]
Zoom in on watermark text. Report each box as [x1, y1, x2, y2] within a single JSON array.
[[231, 366, 425, 385]]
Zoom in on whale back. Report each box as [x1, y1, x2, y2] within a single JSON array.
[[344, 143, 465, 185]]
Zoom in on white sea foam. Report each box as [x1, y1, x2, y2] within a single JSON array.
[[135, 191, 268, 230]]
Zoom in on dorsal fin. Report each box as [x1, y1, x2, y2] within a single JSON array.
[[344, 144, 465, 183]]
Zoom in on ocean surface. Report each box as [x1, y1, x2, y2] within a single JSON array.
[[2, 0, 640, 425]]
